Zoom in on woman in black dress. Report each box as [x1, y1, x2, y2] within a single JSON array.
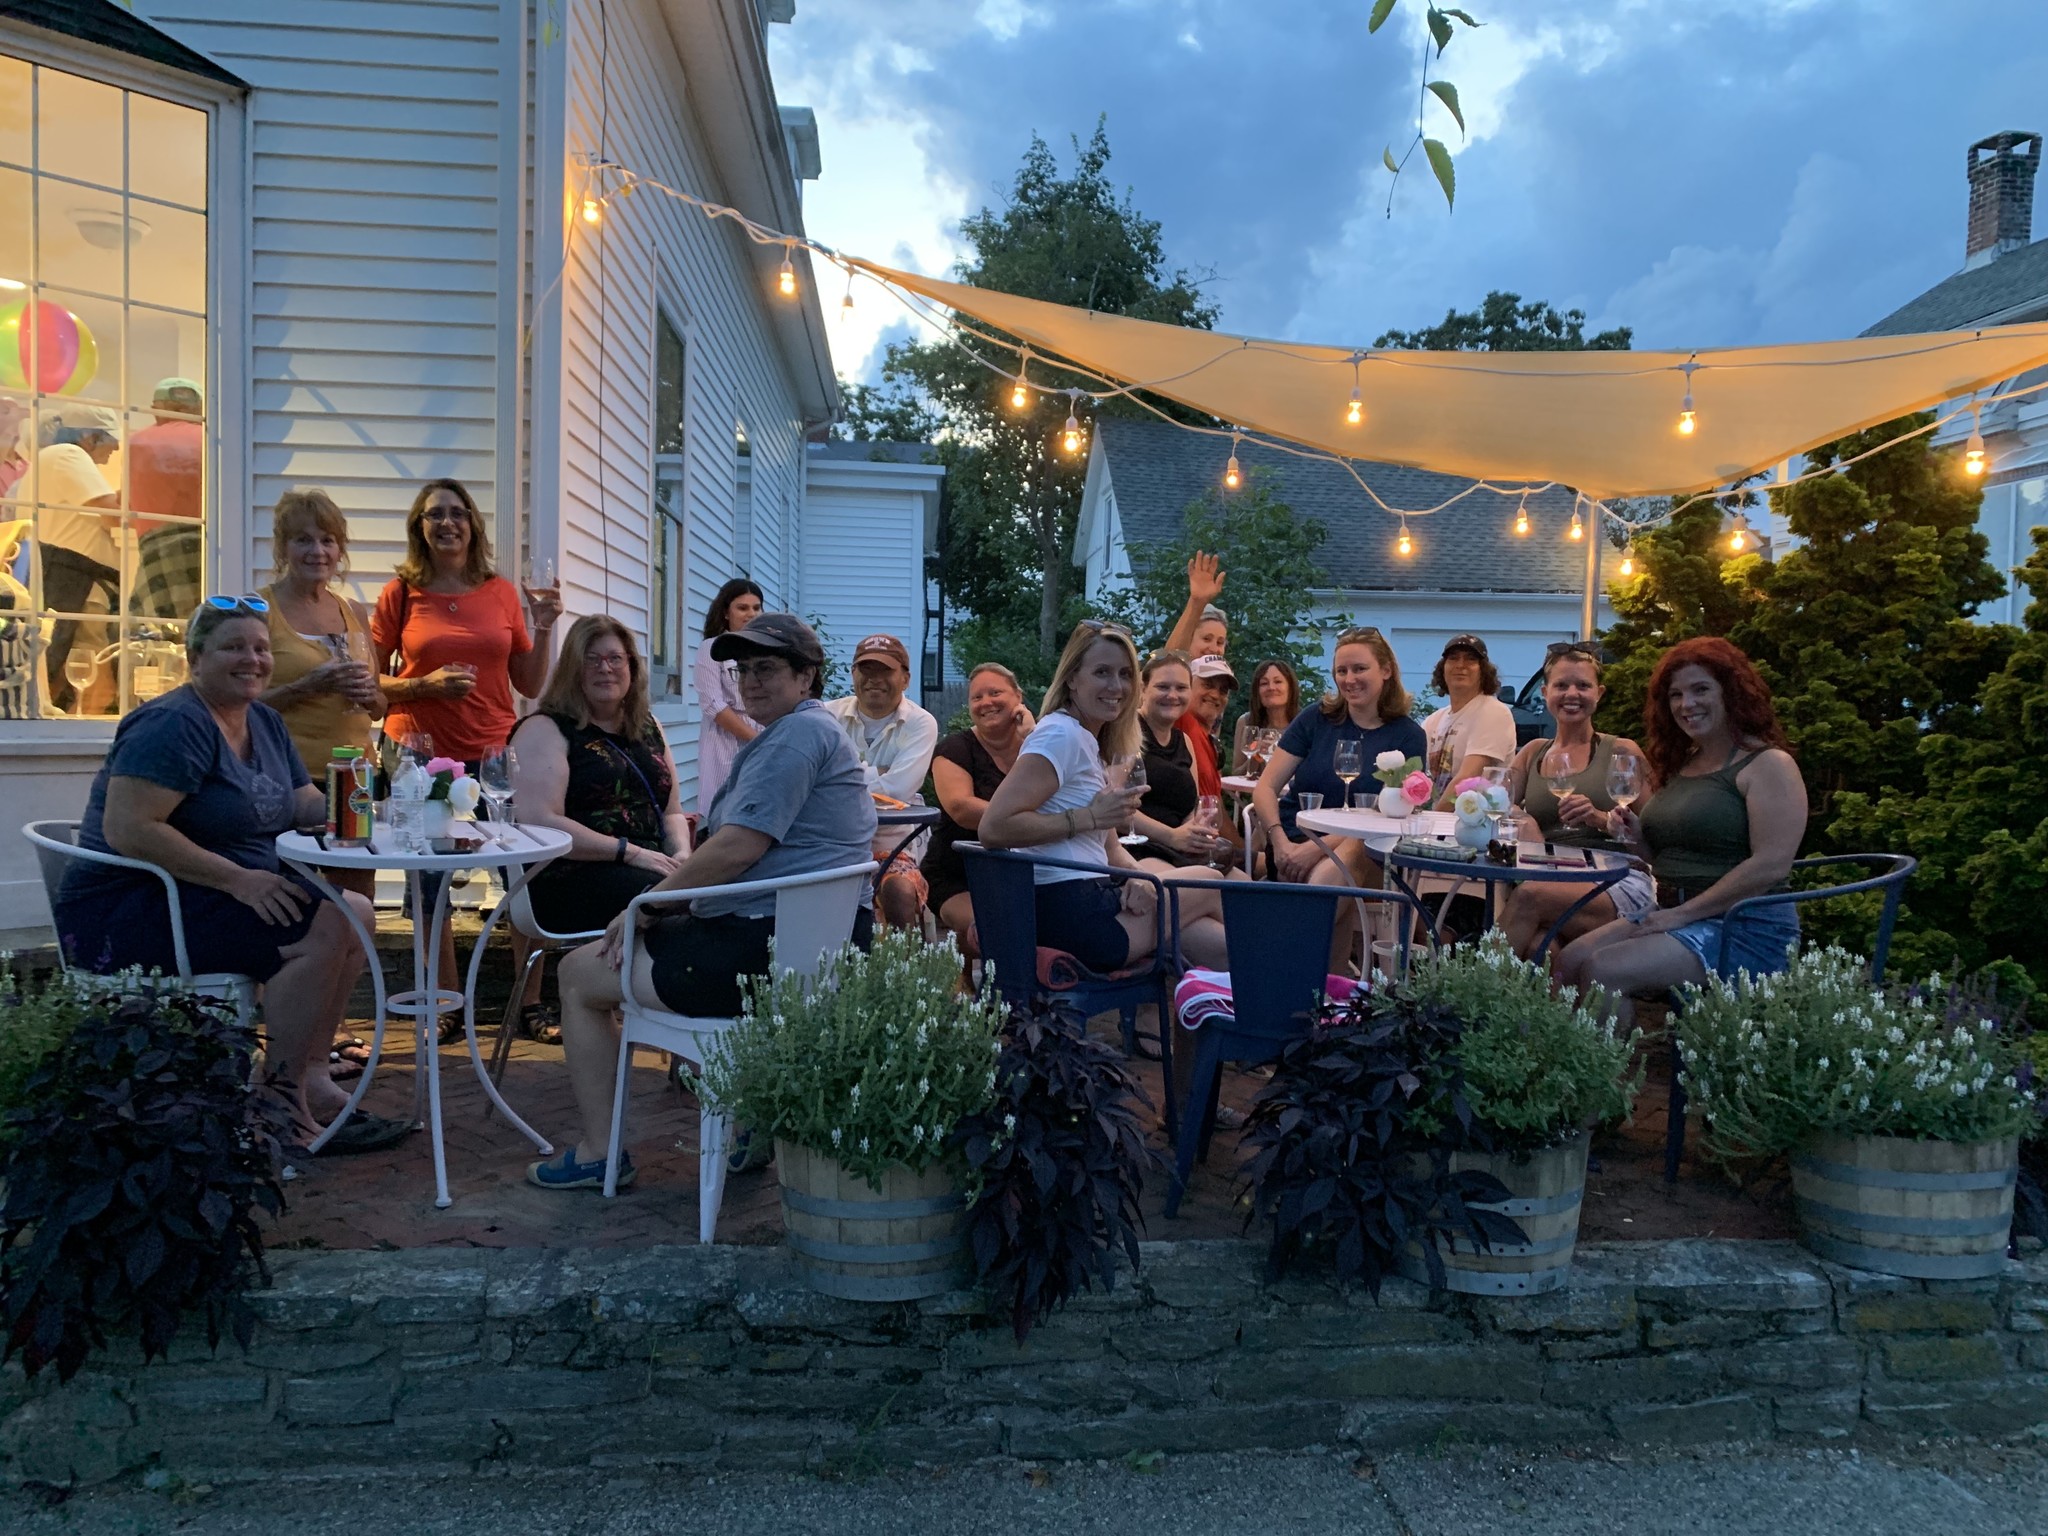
[[508, 616, 690, 1037], [1127, 649, 1225, 867], [921, 662, 1031, 952]]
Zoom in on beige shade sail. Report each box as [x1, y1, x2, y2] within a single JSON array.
[[853, 258, 2048, 500]]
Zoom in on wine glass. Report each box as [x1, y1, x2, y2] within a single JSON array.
[[1332, 740, 1363, 809], [1542, 746, 1577, 799], [1111, 754, 1147, 795], [63, 652, 94, 707], [478, 745, 516, 842], [1605, 753, 1642, 812]]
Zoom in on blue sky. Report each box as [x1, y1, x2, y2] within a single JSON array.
[[767, 0, 2048, 384]]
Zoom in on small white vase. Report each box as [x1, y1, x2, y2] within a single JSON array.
[[420, 799, 454, 842], [1377, 785, 1408, 817]]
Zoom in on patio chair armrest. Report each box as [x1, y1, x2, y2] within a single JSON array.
[[25, 822, 195, 979]]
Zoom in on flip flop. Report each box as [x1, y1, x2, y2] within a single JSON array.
[[312, 1114, 413, 1156]]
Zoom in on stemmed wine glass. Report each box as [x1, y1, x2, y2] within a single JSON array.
[[1542, 745, 1578, 799], [478, 745, 516, 845], [1605, 753, 1642, 817], [1332, 739, 1363, 810]]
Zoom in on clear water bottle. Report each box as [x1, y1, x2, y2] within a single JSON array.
[[388, 758, 430, 853]]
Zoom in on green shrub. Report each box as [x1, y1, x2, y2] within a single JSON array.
[[1384, 932, 1642, 1151], [1676, 946, 2039, 1160], [0, 962, 151, 1137], [697, 930, 1005, 1188]]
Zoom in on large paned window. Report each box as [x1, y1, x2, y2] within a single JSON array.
[[0, 56, 210, 720], [650, 311, 685, 690]]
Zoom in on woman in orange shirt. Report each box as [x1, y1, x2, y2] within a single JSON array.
[[372, 478, 561, 1018]]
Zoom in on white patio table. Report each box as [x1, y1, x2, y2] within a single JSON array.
[[275, 822, 571, 1208]]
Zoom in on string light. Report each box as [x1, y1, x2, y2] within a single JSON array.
[[1011, 352, 1031, 411], [1513, 492, 1530, 537], [839, 270, 855, 321], [580, 196, 602, 225], [1061, 391, 1084, 455], [1223, 435, 1243, 490], [1619, 543, 1636, 577], [1568, 507, 1584, 541], [1345, 352, 1366, 426], [1395, 518, 1413, 558], [1727, 512, 1751, 553], [1963, 404, 1987, 476], [777, 243, 797, 298], [1677, 355, 1698, 436]]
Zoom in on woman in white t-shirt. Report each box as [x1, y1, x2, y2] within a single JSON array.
[[691, 578, 763, 815], [981, 620, 1228, 970], [1423, 632, 1518, 807]]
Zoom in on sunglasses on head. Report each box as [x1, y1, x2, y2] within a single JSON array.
[[1546, 641, 1603, 663], [1338, 626, 1384, 644], [1073, 618, 1133, 641], [204, 593, 270, 615]]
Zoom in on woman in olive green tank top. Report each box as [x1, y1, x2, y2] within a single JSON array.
[[1553, 638, 1807, 1032], [1499, 646, 1655, 956]]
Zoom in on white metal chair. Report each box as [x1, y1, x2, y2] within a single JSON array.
[[483, 880, 604, 1094], [23, 818, 258, 1027], [608, 861, 871, 1238]]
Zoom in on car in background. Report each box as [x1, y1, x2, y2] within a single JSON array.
[[1501, 669, 1553, 748]]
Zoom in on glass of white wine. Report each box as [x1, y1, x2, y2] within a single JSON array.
[[1332, 739, 1363, 809], [1542, 745, 1578, 799], [1605, 753, 1642, 812]]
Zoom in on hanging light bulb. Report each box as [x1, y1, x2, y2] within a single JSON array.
[[1963, 406, 1987, 476], [1619, 544, 1636, 577], [1677, 355, 1699, 436], [1061, 394, 1083, 455], [1011, 352, 1031, 411], [580, 196, 602, 225], [1568, 508, 1585, 541], [1395, 520, 1413, 558], [1344, 352, 1366, 427], [1727, 512, 1751, 553], [777, 245, 798, 298], [1513, 493, 1531, 537], [1223, 436, 1242, 491], [838, 271, 855, 321]]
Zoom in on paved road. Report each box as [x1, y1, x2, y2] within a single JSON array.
[[7, 1443, 2046, 1535]]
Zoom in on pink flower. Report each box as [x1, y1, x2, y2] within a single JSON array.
[[1401, 771, 1434, 807], [425, 756, 466, 778], [1453, 776, 1491, 796]]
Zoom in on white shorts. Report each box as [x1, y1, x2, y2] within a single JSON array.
[[1608, 865, 1655, 919]]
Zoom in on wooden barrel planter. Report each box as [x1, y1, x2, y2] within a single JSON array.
[[1789, 1133, 2017, 1280], [1400, 1133, 1589, 1296], [774, 1140, 968, 1302]]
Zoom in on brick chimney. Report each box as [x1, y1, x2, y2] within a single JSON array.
[[1965, 131, 2042, 269]]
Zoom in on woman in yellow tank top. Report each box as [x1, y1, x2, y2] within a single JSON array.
[[258, 488, 385, 901]]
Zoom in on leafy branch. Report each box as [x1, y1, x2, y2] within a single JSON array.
[[1373, 1, 1481, 213]]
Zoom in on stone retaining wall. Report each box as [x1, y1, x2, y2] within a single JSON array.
[[5, 1239, 2045, 1485]]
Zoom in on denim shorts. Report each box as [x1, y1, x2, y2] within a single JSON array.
[[1668, 905, 1800, 979]]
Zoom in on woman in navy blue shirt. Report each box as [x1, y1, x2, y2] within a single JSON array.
[[54, 599, 384, 1148], [1251, 625, 1426, 886]]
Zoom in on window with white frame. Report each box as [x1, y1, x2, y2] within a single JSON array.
[[650, 310, 685, 690], [0, 54, 212, 720]]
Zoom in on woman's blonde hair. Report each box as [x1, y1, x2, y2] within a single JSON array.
[[1041, 620, 1141, 763], [395, 477, 494, 588], [536, 614, 652, 740], [271, 487, 350, 577], [1318, 625, 1411, 721]]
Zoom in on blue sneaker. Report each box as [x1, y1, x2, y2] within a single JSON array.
[[526, 1147, 636, 1191], [726, 1128, 773, 1173]]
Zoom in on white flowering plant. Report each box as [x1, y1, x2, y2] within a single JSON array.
[[695, 929, 1005, 1188], [1373, 752, 1426, 789], [1675, 946, 2040, 1160]]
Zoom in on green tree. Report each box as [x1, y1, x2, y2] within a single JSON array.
[[857, 123, 1218, 666], [1376, 291, 1632, 352], [1832, 529, 2048, 986]]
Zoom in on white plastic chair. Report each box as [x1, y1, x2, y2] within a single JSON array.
[[609, 861, 871, 1238], [23, 818, 258, 1027], [483, 880, 604, 1094]]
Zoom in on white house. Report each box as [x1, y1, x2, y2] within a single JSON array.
[[1076, 415, 1612, 697], [0, 0, 941, 934], [1864, 130, 2048, 626]]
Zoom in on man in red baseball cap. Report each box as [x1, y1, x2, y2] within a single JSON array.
[[825, 632, 939, 928]]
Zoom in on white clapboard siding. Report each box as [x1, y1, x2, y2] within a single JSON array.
[[799, 477, 926, 679], [140, 0, 513, 599], [555, 0, 809, 802]]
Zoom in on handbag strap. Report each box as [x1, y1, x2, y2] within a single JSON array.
[[596, 729, 665, 824]]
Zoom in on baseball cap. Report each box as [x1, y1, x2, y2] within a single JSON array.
[[1190, 653, 1236, 685], [1441, 633, 1490, 661], [851, 633, 911, 671], [153, 377, 204, 409], [51, 402, 119, 436], [1199, 603, 1227, 625], [710, 613, 826, 666]]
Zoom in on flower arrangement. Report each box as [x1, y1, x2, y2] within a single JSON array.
[[1451, 775, 1510, 826], [1400, 770, 1434, 808], [423, 757, 481, 814], [1676, 946, 2040, 1161], [1373, 751, 1425, 789], [1383, 931, 1642, 1152], [696, 930, 1005, 1187]]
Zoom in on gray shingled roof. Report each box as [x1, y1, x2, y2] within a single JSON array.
[[1096, 415, 1590, 594], [1, 0, 245, 84], [809, 439, 941, 465], [1862, 240, 2048, 336]]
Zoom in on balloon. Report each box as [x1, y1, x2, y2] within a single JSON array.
[[0, 297, 100, 395]]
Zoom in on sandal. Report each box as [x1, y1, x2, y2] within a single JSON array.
[[437, 1014, 466, 1046], [518, 1003, 562, 1046], [312, 1113, 413, 1156], [526, 1146, 635, 1191]]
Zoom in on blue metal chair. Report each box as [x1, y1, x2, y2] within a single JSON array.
[[1164, 879, 1429, 1218], [1662, 852, 1918, 1182], [958, 843, 1181, 1129]]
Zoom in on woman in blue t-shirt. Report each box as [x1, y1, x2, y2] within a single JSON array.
[[1252, 625, 1427, 887], [52, 599, 388, 1149]]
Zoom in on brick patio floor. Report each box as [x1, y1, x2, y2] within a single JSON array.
[[267, 1001, 1795, 1253]]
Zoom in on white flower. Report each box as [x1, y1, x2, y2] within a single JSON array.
[[849, 1083, 860, 1106], [1004, 1113, 1018, 1132], [1818, 1057, 1830, 1070], [1375, 749, 1407, 772], [913, 1124, 926, 1143], [859, 1136, 870, 1153], [918, 1076, 931, 1099], [1453, 789, 1488, 822], [831, 1127, 843, 1148], [446, 775, 482, 815]]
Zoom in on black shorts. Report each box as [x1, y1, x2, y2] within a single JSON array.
[[1034, 877, 1131, 973], [54, 871, 325, 983], [526, 861, 662, 937], [643, 911, 776, 1017]]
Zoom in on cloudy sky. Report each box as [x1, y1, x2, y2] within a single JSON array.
[[767, 0, 2048, 384]]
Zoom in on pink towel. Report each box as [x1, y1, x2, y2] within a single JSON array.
[[1173, 967, 1361, 1031]]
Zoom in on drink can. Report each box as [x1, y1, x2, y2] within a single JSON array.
[[327, 749, 374, 845]]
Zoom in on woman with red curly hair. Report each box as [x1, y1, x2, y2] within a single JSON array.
[[1554, 637, 1806, 1024]]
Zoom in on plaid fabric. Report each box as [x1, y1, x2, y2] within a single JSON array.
[[130, 526, 203, 622]]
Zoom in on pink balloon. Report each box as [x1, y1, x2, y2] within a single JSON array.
[[34, 303, 79, 395]]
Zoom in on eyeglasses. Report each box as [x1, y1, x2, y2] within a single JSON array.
[[731, 658, 793, 680], [583, 653, 632, 672], [420, 507, 470, 525], [204, 593, 270, 615]]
